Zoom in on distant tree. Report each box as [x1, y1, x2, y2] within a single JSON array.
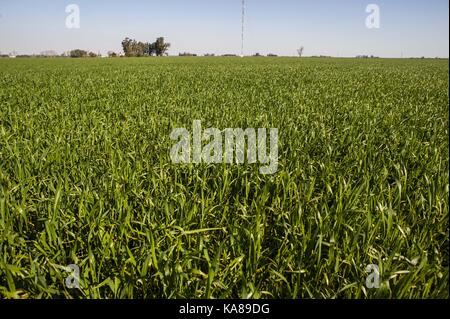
[[122, 38, 135, 57], [88, 51, 97, 58], [137, 41, 152, 57], [179, 52, 197, 56], [297, 46, 304, 57], [108, 51, 118, 57], [121, 37, 170, 57], [147, 42, 156, 56], [154, 37, 170, 56], [70, 49, 88, 58]]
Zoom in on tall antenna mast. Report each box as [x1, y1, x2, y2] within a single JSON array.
[[241, 0, 245, 57]]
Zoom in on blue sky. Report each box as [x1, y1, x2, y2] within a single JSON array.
[[0, 0, 448, 57]]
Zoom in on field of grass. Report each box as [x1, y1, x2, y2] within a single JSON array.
[[0, 57, 448, 298]]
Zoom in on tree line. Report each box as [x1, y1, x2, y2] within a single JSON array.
[[121, 37, 170, 57], [63, 36, 171, 58], [69, 49, 100, 58]]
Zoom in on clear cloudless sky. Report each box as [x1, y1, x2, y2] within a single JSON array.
[[0, 0, 448, 57]]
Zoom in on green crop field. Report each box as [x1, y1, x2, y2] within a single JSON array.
[[0, 57, 448, 299]]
